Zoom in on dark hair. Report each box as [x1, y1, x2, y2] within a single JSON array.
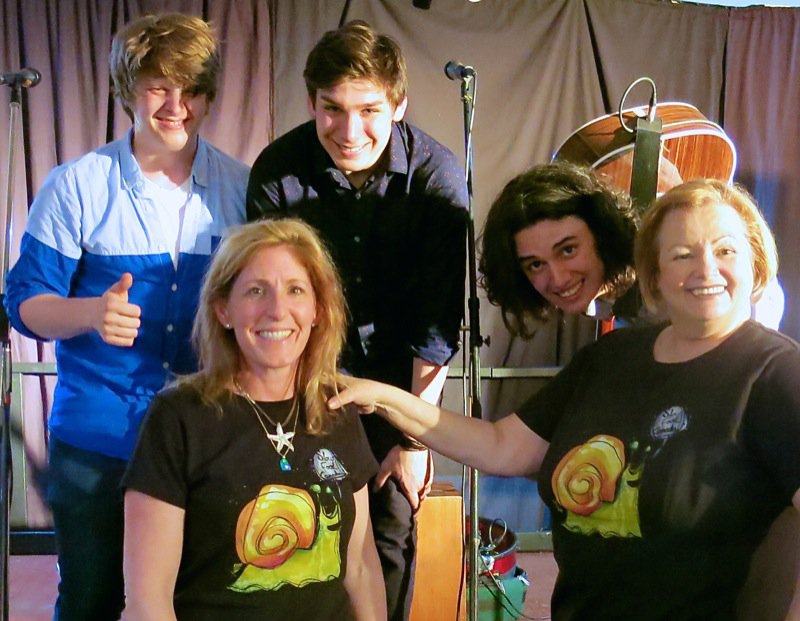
[[303, 20, 407, 107], [479, 161, 637, 336], [110, 13, 220, 119]]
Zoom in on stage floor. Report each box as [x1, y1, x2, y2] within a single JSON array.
[[9, 552, 557, 620]]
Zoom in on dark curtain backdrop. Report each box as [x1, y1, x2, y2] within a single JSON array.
[[1, 0, 799, 527]]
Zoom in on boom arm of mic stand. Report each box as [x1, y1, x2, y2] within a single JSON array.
[[456, 73, 484, 621]]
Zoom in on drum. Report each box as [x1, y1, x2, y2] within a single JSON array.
[[466, 516, 519, 579]]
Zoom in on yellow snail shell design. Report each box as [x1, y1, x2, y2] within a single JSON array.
[[235, 484, 316, 569], [552, 434, 625, 516]]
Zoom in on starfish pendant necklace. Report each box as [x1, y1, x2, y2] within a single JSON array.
[[268, 423, 295, 454], [234, 380, 299, 472]]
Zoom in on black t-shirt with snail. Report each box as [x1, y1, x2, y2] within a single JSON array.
[[518, 320, 800, 621], [124, 384, 378, 620]]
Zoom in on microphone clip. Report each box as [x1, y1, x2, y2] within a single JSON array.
[[444, 61, 476, 81], [0, 68, 42, 89]]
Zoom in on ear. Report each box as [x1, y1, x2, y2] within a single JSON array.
[[214, 301, 230, 329], [644, 282, 663, 314], [197, 93, 212, 113], [392, 96, 408, 122], [307, 95, 316, 118]]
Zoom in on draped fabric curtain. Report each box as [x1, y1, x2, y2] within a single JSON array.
[[1, 0, 799, 528], [725, 7, 800, 338]]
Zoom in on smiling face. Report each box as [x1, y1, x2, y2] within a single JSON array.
[[656, 202, 754, 337], [131, 75, 209, 164], [514, 216, 607, 315], [309, 78, 407, 188], [215, 245, 318, 397]]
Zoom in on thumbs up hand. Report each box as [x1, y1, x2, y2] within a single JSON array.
[[95, 273, 142, 347]]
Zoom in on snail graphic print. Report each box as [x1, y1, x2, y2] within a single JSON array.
[[551, 434, 642, 538], [229, 448, 349, 593], [551, 406, 689, 538]]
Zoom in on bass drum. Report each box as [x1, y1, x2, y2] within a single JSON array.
[[552, 102, 736, 193]]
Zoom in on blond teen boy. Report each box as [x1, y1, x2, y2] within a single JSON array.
[[4, 13, 248, 619]]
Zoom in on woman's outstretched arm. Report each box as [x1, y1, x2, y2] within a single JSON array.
[[329, 376, 549, 477]]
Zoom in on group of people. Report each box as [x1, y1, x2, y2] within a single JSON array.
[[4, 10, 799, 621], [6, 13, 463, 621], [333, 178, 800, 620]]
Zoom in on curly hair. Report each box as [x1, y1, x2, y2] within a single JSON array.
[[479, 161, 637, 336], [635, 178, 777, 313], [110, 13, 220, 120], [184, 219, 347, 435], [304, 20, 407, 108]]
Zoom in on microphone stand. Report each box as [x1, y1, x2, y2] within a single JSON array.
[[0, 70, 38, 621], [447, 66, 483, 621]]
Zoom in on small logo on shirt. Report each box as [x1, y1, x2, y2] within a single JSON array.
[[312, 448, 348, 481], [651, 406, 689, 441]]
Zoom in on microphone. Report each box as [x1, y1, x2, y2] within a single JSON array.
[[0, 68, 41, 88], [444, 61, 475, 81]]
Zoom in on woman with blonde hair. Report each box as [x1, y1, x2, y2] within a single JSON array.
[[123, 219, 385, 620]]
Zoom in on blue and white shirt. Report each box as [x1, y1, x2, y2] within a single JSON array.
[[4, 129, 249, 459]]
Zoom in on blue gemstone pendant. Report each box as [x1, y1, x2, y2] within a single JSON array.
[[280, 458, 292, 472]]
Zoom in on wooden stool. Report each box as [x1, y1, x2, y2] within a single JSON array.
[[410, 481, 465, 621]]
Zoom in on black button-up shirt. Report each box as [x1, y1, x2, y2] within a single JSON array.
[[247, 120, 468, 455]]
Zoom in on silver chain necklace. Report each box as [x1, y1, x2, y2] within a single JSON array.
[[234, 380, 299, 472]]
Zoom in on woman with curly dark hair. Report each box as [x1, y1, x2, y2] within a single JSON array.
[[479, 161, 638, 337]]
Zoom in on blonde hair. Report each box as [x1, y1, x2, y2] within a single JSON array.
[[635, 178, 778, 312], [109, 13, 220, 119], [186, 219, 347, 435]]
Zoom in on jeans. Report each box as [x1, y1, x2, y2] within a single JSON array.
[[370, 478, 417, 621], [47, 438, 127, 621]]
